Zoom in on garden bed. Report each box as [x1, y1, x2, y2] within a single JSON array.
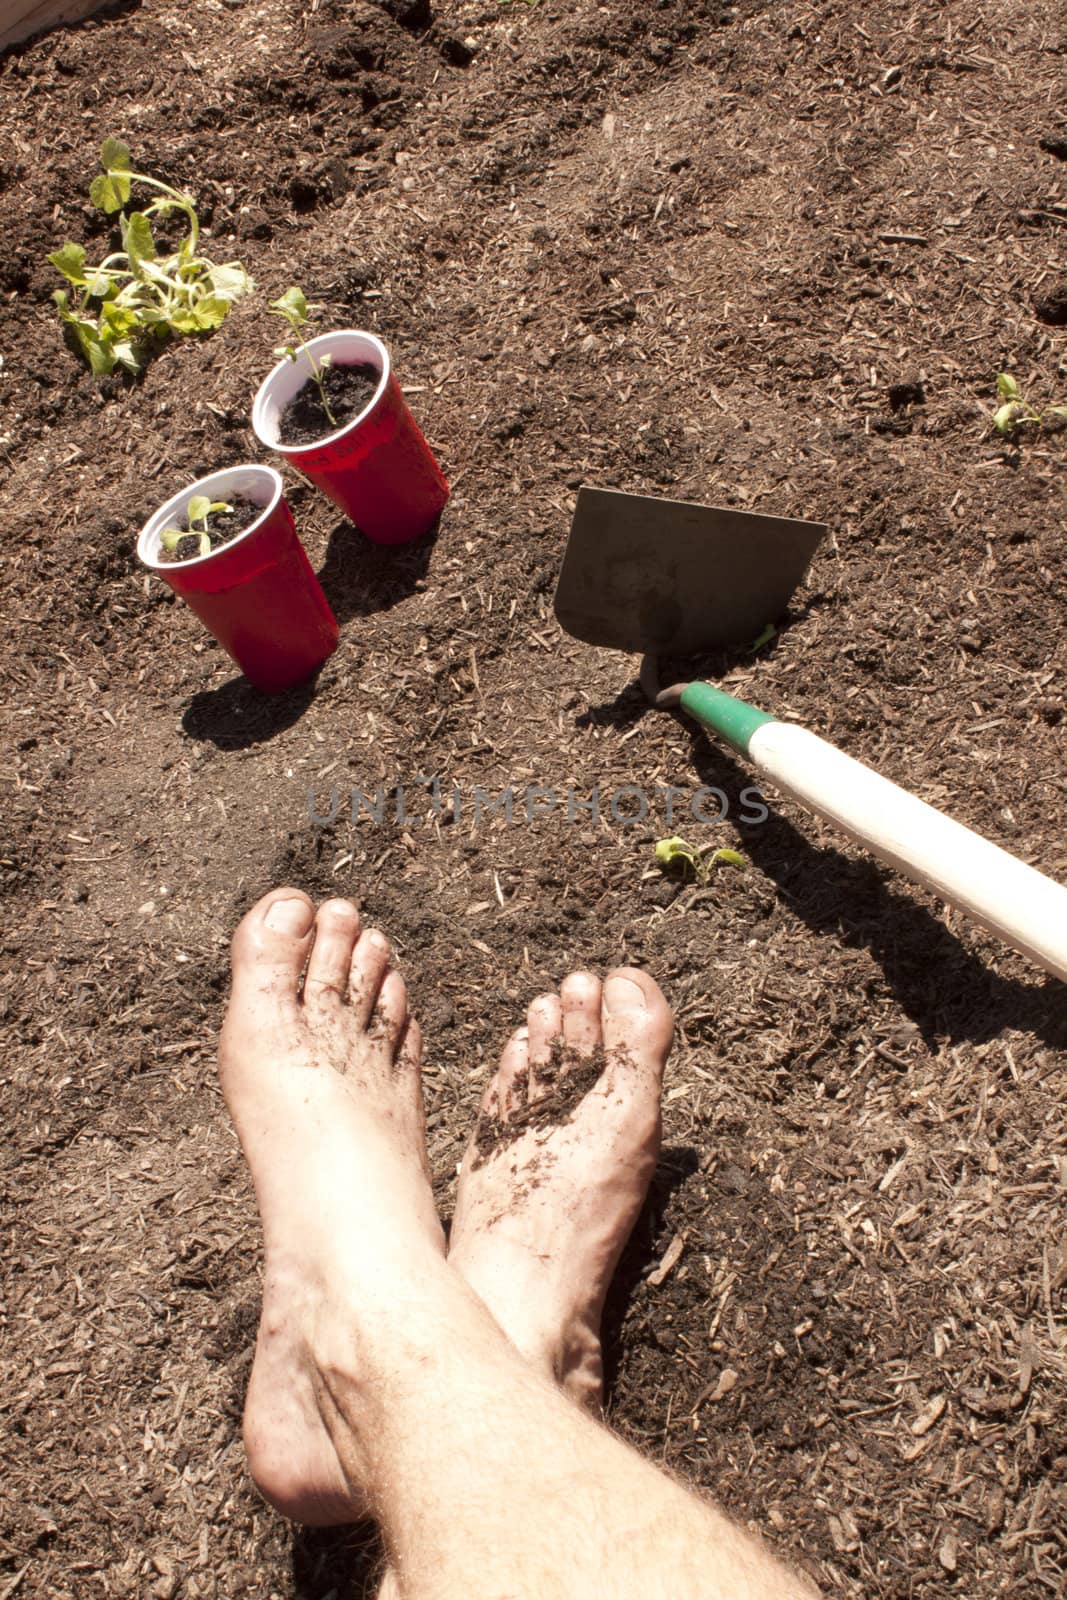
[[1, 1, 1065, 1596]]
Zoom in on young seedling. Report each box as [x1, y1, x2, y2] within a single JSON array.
[[269, 287, 338, 429], [50, 138, 252, 376], [992, 372, 1067, 438], [160, 495, 234, 560], [654, 837, 747, 884]]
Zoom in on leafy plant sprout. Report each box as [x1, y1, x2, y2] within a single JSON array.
[[50, 138, 253, 376], [992, 372, 1067, 438], [160, 495, 234, 560], [654, 837, 747, 885], [269, 286, 338, 430]]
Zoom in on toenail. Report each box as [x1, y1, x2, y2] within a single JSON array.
[[264, 896, 314, 936], [561, 972, 599, 1003], [603, 973, 648, 1014]]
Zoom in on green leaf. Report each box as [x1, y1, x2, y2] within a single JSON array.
[[99, 300, 135, 336], [166, 306, 202, 334], [85, 333, 118, 376], [100, 136, 132, 173], [996, 373, 1019, 401], [749, 622, 776, 653], [99, 301, 140, 337], [654, 836, 703, 881], [709, 848, 747, 869], [168, 295, 230, 333], [206, 262, 253, 302], [207, 501, 233, 516], [993, 402, 1019, 435], [56, 304, 114, 373], [1044, 405, 1067, 422], [160, 527, 183, 553], [85, 267, 120, 299], [90, 169, 131, 213], [49, 243, 88, 285], [270, 285, 308, 326], [110, 339, 142, 373], [123, 211, 156, 274], [187, 495, 212, 525], [189, 294, 231, 329], [132, 302, 171, 333]]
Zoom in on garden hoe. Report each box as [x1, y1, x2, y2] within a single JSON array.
[[554, 486, 1067, 984]]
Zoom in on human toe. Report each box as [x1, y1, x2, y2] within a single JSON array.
[[483, 1025, 530, 1119], [560, 971, 603, 1058], [373, 968, 410, 1054], [601, 968, 674, 1074], [304, 899, 362, 1010], [526, 992, 563, 1098], [229, 888, 315, 1008], [348, 927, 392, 1025]]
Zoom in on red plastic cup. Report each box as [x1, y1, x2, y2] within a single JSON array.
[[137, 465, 339, 694], [251, 330, 449, 545]]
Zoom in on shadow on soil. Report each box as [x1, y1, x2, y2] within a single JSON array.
[[602, 1144, 702, 1396], [316, 515, 437, 625], [584, 681, 1066, 1051], [179, 516, 439, 749], [681, 734, 1067, 1052], [182, 673, 320, 750], [292, 1520, 384, 1600]]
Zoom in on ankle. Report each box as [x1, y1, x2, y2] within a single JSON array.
[[453, 1266, 601, 1395]]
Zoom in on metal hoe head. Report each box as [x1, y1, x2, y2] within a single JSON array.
[[554, 486, 826, 657]]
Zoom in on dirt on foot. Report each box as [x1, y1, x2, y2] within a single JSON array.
[[471, 1039, 609, 1165]]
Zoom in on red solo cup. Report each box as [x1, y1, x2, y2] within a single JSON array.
[[251, 330, 449, 545], [137, 465, 339, 694]]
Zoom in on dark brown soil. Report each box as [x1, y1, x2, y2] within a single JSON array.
[[159, 497, 263, 565], [1, 2, 1066, 1598], [279, 361, 382, 444]]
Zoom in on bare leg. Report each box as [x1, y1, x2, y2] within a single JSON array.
[[222, 890, 819, 1597]]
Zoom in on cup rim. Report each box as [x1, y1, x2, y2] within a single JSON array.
[[251, 330, 391, 457], [136, 464, 284, 572]]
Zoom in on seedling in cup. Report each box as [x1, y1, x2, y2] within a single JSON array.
[[138, 465, 339, 693], [50, 137, 252, 376], [252, 327, 451, 544], [160, 495, 234, 562], [269, 286, 338, 429]]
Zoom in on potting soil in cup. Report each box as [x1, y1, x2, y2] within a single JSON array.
[[279, 363, 381, 446]]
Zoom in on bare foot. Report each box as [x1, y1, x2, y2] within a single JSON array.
[[449, 968, 674, 1407], [223, 895, 672, 1527], [220, 889, 444, 1526]]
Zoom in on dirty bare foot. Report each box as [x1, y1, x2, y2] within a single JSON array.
[[449, 969, 674, 1408], [223, 896, 671, 1528], [220, 888, 444, 1526]]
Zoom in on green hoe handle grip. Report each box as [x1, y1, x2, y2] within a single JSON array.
[[678, 681, 772, 757]]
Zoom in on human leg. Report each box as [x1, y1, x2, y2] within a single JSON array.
[[222, 889, 819, 1597]]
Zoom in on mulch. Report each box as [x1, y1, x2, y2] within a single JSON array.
[[1, 1, 1065, 1596]]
